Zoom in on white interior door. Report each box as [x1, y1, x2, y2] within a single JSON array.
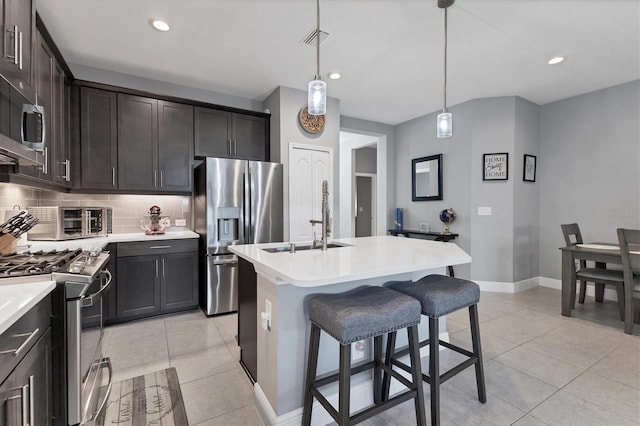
[[289, 146, 331, 242]]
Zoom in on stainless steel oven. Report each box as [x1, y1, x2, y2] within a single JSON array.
[[52, 250, 112, 426]]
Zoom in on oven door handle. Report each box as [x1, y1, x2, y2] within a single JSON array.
[[81, 269, 112, 308]]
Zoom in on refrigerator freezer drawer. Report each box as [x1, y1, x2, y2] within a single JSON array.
[[203, 255, 238, 315]]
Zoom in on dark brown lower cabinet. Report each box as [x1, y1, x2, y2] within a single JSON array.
[[238, 257, 257, 382], [115, 239, 198, 322], [0, 329, 51, 426]]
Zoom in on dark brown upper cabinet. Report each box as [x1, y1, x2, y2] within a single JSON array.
[[80, 87, 118, 190], [195, 106, 268, 161], [0, 0, 36, 103], [117, 94, 193, 193]]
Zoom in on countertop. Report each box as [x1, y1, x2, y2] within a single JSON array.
[[0, 277, 56, 335], [24, 230, 199, 253], [229, 235, 471, 287]]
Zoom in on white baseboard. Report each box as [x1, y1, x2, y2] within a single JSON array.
[[474, 277, 539, 293], [255, 331, 449, 426], [538, 277, 619, 301]]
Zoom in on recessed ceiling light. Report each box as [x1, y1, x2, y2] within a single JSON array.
[[328, 72, 341, 80], [149, 19, 170, 32], [547, 56, 566, 65]]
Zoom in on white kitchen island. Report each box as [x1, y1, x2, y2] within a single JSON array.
[[229, 235, 471, 425]]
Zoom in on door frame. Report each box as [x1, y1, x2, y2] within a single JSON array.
[[355, 172, 377, 237]]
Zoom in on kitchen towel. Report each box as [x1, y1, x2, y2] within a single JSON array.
[[96, 367, 188, 426]]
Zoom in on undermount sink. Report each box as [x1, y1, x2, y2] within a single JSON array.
[[262, 242, 351, 253]]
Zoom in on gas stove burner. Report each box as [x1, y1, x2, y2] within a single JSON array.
[[0, 248, 84, 278]]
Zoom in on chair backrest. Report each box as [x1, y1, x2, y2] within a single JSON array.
[[617, 228, 640, 298], [561, 223, 583, 246]]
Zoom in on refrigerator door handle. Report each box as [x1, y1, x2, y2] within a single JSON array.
[[212, 258, 238, 266]]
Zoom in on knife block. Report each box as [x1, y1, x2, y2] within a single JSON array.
[[0, 234, 17, 255]]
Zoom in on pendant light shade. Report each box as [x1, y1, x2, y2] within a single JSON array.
[[437, 0, 454, 138], [308, 78, 326, 115], [308, 0, 326, 116], [437, 111, 452, 138]]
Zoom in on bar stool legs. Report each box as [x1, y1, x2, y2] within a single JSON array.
[[470, 304, 486, 403], [429, 317, 440, 424], [302, 324, 426, 426]]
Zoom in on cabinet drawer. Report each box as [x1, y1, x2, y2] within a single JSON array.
[[117, 238, 198, 257], [0, 295, 51, 383]]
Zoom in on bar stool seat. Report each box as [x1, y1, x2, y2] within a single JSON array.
[[385, 275, 486, 426], [302, 286, 427, 426]]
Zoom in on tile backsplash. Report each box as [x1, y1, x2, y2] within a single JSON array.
[[0, 184, 192, 234]]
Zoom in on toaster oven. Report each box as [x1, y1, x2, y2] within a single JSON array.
[[26, 207, 112, 240]]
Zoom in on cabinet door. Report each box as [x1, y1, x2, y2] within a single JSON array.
[[16, 27, 52, 181], [158, 101, 193, 192], [117, 94, 158, 191], [1, 0, 36, 102], [238, 257, 257, 382], [0, 372, 18, 426], [53, 61, 69, 186], [15, 328, 51, 426], [194, 107, 231, 158], [80, 87, 117, 189], [161, 251, 198, 312], [116, 255, 161, 320], [233, 113, 268, 161]]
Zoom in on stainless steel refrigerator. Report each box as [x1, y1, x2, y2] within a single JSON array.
[[194, 157, 283, 315]]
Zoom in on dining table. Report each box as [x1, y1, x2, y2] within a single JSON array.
[[560, 242, 625, 317]]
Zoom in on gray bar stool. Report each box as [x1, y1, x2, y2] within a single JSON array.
[[302, 286, 426, 426], [384, 275, 486, 426]]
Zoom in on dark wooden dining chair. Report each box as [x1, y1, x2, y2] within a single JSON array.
[[560, 223, 625, 319], [617, 228, 640, 335]]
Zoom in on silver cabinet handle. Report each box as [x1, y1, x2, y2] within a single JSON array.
[[162, 258, 165, 277], [228, 140, 232, 156], [234, 140, 237, 157], [149, 245, 171, 249], [154, 169, 157, 187], [42, 147, 48, 174], [21, 381, 28, 426], [28, 375, 34, 426], [155, 259, 159, 278], [62, 159, 71, 182], [0, 328, 40, 357], [112, 167, 116, 186], [160, 169, 164, 187], [18, 30, 22, 70], [8, 25, 18, 65]]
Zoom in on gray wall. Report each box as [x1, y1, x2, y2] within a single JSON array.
[[264, 86, 341, 239], [395, 101, 473, 279], [513, 98, 540, 282], [539, 80, 640, 280], [355, 147, 377, 174]]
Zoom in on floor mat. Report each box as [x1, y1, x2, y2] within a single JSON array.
[[96, 367, 188, 426]]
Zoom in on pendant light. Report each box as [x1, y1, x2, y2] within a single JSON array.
[[437, 0, 454, 138], [308, 0, 326, 115]]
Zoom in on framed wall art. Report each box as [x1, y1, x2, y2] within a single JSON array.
[[483, 152, 508, 181], [523, 154, 536, 182]]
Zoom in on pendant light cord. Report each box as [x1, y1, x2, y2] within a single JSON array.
[[443, 5, 448, 113], [316, 0, 321, 79]]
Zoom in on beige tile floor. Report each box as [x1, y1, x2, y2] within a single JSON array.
[[102, 286, 639, 425]]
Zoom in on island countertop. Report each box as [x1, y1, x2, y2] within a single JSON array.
[[229, 235, 471, 287]]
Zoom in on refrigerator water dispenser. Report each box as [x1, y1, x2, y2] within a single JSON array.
[[217, 207, 240, 242]]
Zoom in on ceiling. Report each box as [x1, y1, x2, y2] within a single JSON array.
[[36, 0, 639, 126]]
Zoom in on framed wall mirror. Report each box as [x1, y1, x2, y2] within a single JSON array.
[[412, 154, 443, 201]]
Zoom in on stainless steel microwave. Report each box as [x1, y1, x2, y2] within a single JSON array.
[[26, 207, 112, 240]]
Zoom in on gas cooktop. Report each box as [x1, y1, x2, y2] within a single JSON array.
[[0, 248, 110, 283]]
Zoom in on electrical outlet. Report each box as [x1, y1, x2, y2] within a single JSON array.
[[175, 219, 187, 226], [351, 340, 366, 361]]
